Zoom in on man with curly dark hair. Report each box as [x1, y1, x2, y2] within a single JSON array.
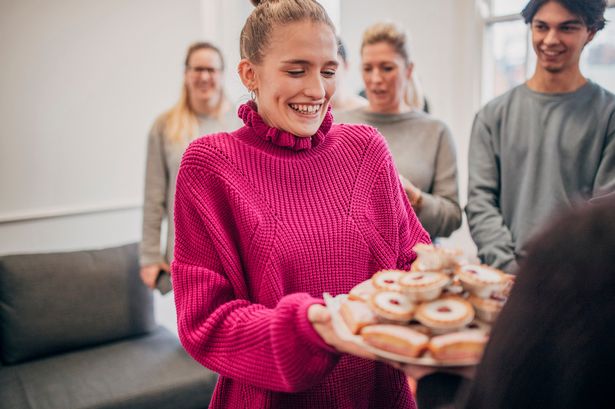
[[466, 0, 615, 275]]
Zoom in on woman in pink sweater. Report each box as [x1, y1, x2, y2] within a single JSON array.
[[172, 1, 430, 407]]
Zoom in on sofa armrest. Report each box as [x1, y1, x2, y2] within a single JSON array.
[[0, 243, 155, 364]]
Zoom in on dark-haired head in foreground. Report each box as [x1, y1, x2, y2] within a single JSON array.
[[462, 196, 615, 408]]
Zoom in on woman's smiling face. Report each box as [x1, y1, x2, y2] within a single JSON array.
[[247, 20, 338, 137]]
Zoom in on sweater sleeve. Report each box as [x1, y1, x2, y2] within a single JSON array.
[[140, 118, 167, 266], [172, 163, 339, 393], [365, 137, 432, 270], [416, 123, 462, 238], [391, 159, 432, 269], [592, 113, 615, 197], [465, 115, 518, 273]]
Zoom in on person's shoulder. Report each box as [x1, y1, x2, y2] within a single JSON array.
[[477, 85, 525, 122], [148, 110, 171, 137], [332, 122, 381, 142], [407, 110, 450, 132], [187, 129, 236, 150], [333, 107, 364, 125], [181, 130, 238, 170], [482, 85, 525, 110], [331, 123, 391, 158], [589, 81, 615, 107]]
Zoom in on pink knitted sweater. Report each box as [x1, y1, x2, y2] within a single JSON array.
[[172, 102, 430, 408]]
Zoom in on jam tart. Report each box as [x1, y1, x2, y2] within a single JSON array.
[[348, 279, 376, 303], [371, 270, 404, 292], [361, 324, 429, 358], [428, 330, 488, 362], [369, 291, 415, 322], [467, 293, 507, 323], [339, 298, 378, 334], [412, 244, 464, 273], [399, 271, 450, 302], [456, 264, 508, 298], [415, 296, 475, 332]]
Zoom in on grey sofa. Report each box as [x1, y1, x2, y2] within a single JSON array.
[[0, 243, 217, 409]]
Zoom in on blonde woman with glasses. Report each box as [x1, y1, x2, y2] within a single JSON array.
[[139, 42, 240, 289]]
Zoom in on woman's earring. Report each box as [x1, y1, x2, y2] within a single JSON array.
[[249, 89, 257, 101]]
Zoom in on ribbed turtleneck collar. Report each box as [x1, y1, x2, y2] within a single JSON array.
[[237, 101, 333, 151]]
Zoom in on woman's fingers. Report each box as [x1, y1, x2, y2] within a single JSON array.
[[139, 264, 160, 289], [308, 303, 379, 360], [308, 303, 331, 324]]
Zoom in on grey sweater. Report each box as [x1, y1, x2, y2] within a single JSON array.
[[466, 81, 615, 273], [140, 109, 241, 266], [336, 109, 462, 238]]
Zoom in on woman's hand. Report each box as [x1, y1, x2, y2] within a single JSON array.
[[308, 304, 378, 360], [139, 262, 170, 289], [399, 175, 423, 210]]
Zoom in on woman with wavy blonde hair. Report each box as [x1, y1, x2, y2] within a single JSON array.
[[139, 42, 240, 289], [337, 21, 462, 239]]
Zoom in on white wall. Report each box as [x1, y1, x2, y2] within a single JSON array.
[[199, 0, 252, 105], [0, 0, 214, 332], [0, 0, 203, 253]]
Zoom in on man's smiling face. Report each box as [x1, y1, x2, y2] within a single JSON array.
[[530, 1, 596, 75]]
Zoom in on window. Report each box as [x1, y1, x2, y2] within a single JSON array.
[[492, 0, 528, 17], [583, 8, 615, 93], [482, 0, 615, 102]]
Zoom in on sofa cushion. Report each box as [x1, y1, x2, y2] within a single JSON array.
[[0, 243, 155, 364], [0, 326, 217, 409]]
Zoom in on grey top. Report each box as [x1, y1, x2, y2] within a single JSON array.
[[140, 109, 241, 266], [466, 81, 615, 273], [336, 109, 462, 238]]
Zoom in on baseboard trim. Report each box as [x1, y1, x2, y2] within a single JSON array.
[[0, 201, 142, 224]]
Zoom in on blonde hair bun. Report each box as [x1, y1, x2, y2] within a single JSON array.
[[240, 0, 335, 63]]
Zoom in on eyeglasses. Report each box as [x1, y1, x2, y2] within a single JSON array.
[[187, 66, 221, 76]]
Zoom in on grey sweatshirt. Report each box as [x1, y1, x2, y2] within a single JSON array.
[[336, 108, 462, 238], [466, 81, 615, 273], [140, 109, 241, 267]]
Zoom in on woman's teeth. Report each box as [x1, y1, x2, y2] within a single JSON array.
[[290, 104, 321, 114], [542, 49, 562, 57]]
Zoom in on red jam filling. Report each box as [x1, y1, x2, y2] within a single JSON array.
[[390, 299, 400, 305], [412, 275, 424, 280], [384, 279, 394, 284], [437, 306, 452, 313]]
